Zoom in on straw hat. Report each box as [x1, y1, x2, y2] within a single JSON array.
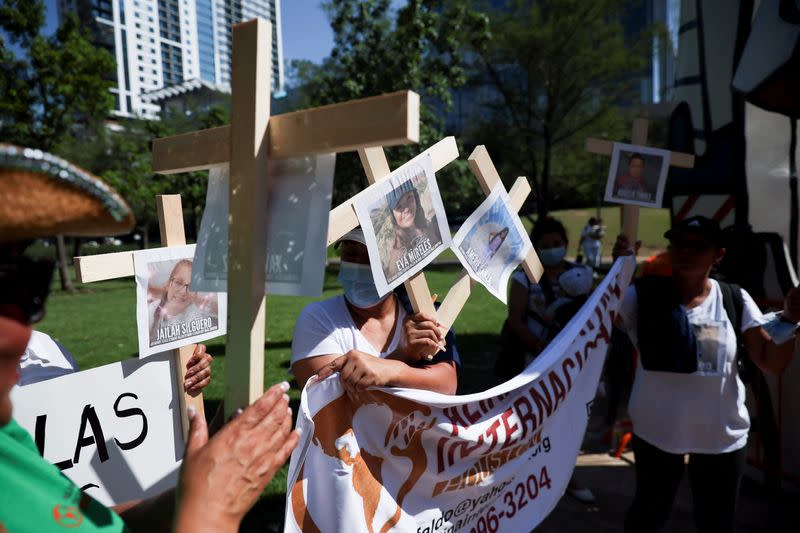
[[0, 143, 135, 243]]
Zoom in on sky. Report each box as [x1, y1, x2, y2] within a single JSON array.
[[41, 0, 406, 66]]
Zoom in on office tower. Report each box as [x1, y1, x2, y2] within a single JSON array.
[[57, 0, 284, 118]]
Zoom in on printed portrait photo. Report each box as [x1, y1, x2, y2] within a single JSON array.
[[146, 258, 219, 348], [604, 143, 671, 208], [452, 184, 532, 304], [354, 153, 451, 296], [134, 245, 227, 358]]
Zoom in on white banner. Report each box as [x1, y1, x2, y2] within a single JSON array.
[[11, 354, 184, 506], [284, 257, 635, 533]]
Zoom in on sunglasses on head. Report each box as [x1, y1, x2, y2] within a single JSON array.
[[0, 258, 55, 324]]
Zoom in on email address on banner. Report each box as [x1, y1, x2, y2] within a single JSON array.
[[417, 465, 554, 533], [418, 436, 554, 533]]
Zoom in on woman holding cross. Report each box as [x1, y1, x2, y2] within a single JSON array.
[[291, 228, 458, 396]]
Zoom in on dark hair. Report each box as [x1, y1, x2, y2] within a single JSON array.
[[629, 153, 645, 164], [588, 217, 598, 226], [531, 217, 568, 247]]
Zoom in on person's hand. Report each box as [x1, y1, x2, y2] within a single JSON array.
[[611, 234, 641, 262], [315, 350, 401, 399], [174, 382, 300, 533], [183, 344, 212, 397], [397, 312, 446, 362], [783, 287, 800, 323]]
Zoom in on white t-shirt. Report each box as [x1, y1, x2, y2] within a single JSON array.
[[617, 280, 763, 454], [18, 331, 78, 386], [291, 295, 406, 364]]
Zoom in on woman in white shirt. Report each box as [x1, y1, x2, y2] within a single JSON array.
[[613, 216, 800, 533], [291, 228, 459, 395]]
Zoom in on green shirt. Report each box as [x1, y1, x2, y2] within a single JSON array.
[[0, 419, 129, 532]]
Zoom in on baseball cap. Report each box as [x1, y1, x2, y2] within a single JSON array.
[[386, 180, 415, 210], [664, 216, 722, 246], [335, 227, 366, 247]]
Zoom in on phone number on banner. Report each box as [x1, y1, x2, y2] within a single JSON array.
[[469, 466, 553, 533]]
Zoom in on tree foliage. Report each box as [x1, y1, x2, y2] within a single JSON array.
[[291, 0, 491, 215], [0, 0, 115, 151], [469, 0, 665, 216]]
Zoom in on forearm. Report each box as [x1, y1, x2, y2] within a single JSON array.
[[113, 488, 175, 533], [762, 336, 797, 374], [386, 360, 457, 395]]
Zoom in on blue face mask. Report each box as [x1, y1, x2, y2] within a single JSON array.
[[539, 246, 567, 266], [338, 261, 390, 309]]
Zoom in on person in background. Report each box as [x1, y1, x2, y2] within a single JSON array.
[[612, 216, 800, 533], [578, 217, 604, 269], [292, 228, 459, 395], [505, 216, 596, 504], [0, 143, 298, 532]]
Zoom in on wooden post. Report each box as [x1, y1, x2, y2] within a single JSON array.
[[156, 195, 205, 439], [224, 18, 271, 416], [74, 194, 203, 440]]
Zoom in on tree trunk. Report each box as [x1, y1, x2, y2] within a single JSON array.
[[138, 226, 149, 249], [538, 130, 552, 219], [55, 235, 76, 293]]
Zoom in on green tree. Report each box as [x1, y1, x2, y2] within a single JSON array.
[[469, 0, 664, 217], [1, 0, 115, 291], [291, 0, 490, 214]]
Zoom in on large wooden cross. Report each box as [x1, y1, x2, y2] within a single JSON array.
[[73, 194, 202, 439], [586, 117, 695, 242], [150, 19, 419, 417]]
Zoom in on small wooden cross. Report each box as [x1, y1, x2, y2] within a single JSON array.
[[585, 117, 695, 242], [74, 194, 203, 440], [150, 19, 420, 417], [436, 146, 544, 330]]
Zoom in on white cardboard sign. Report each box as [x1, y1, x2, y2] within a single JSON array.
[[134, 244, 227, 358], [10, 354, 185, 506], [353, 153, 451, 296]]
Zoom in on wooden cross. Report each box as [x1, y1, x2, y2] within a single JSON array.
[[73, 194, 203, 440], [585, 117, 695, 242], [353, 142, 543, 332], [436, 146, 544, 329], [150, 19, 419, 417]]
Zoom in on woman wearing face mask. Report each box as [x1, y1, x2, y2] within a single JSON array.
[[290, 229, 459, 396], [505, 216, 596, 504], [507, 217, 592, 360]]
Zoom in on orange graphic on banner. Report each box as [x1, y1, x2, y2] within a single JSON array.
[[291, 390, 437, 532]]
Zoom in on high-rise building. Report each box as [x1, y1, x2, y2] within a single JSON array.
[[57, 0, 284, 119]]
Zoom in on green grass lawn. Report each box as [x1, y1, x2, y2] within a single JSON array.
[[31, 206, 669, 528]]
